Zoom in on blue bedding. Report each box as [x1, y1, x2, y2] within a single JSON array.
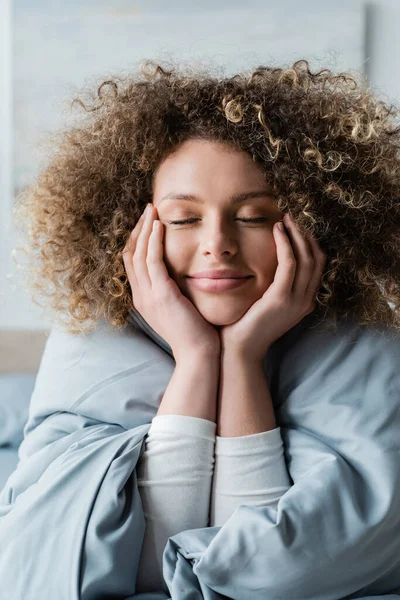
[[0, 373, 35, 494], [0, 448, 19, 493], [0, 310, 399, 599]]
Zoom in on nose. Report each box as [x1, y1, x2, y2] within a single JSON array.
[[199, 219, 238, 257]]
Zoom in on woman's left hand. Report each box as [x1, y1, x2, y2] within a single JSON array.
[[219, 212, 327, 361]]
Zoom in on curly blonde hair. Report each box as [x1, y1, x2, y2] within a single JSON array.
[[12, 58, 400, 335]]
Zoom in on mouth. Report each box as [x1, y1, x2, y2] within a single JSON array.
[[187, 276, 252, 293]]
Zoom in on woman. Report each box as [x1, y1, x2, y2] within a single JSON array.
[[123, 134, 326, 593], [2, 59, 400, 599]]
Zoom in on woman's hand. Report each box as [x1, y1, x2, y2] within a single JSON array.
[[219, 212, 327, 362], [122, 203, 221, 363]]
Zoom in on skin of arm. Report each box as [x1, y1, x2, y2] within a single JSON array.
[[155, 349, 221, 422], [217, 348, 276, 437], [155, 346, 276, 435]]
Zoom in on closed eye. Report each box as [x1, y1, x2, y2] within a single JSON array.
[[166, 217, 268, 225]]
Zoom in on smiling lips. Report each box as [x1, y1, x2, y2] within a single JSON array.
[[188, 269, 251, 279], [187, 276, 252, 292], [186, 268, 253, 293]]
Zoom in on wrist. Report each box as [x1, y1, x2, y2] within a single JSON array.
[[157, 352, 219, 422], [175, 346, 221, 368], [221, 346, 267, 367]]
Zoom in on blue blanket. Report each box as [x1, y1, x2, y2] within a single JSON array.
[[0, 310, 399, 600]]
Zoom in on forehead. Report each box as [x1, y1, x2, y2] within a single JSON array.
[[152, 138, 271, 196]]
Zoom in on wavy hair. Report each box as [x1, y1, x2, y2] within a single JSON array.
[[12, 58, 400, 335]]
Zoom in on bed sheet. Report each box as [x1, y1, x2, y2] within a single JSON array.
[[0, 448, 19, 493]]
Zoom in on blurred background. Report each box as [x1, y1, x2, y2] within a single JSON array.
[[1, 0, 399, 335]]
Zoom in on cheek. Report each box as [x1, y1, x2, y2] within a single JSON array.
[[248, 236, 278, 280], [161, 235, 190, 276]]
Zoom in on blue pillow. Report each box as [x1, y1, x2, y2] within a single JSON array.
[[0, 374, 36, 448]]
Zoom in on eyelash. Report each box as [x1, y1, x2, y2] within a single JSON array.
[[166, 218, 268, 225]]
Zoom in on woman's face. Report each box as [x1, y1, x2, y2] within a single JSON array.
[[152, 138, 284, 326]]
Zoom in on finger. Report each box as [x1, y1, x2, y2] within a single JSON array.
[[133, 204, 154, 289], [147, 219, 171, 290], [123, 207, 147, 255], [271, 220, 297, 298], [283, 213, 315, 298], [122, 208, 148, 291], [304, 236, 327, 300]]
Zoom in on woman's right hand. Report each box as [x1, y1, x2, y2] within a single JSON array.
[[122, 203, 221, 363]]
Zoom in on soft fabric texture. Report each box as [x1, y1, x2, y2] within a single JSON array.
[[0, 373, 36, 448], [136, 414, 216, 594], [136, 415, 291, 594], [0, 448, 19, 491], [0, 308, 399, 599], [210, 424, 291, 528]]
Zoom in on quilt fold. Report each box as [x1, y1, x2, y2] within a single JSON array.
[[0, 312, 399, 600]]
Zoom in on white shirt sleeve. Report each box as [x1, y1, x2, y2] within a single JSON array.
[[135, 416, 292, 593], [210, 426, 293, 528], [135, 414, 216, 594]]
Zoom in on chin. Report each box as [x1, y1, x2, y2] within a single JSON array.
[[196, 302, 249, 326]]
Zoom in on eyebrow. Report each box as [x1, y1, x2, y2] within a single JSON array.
[[159, 188, 276, 205]]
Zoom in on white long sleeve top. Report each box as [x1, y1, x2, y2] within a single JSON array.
[[135, 414, 292, 594]]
